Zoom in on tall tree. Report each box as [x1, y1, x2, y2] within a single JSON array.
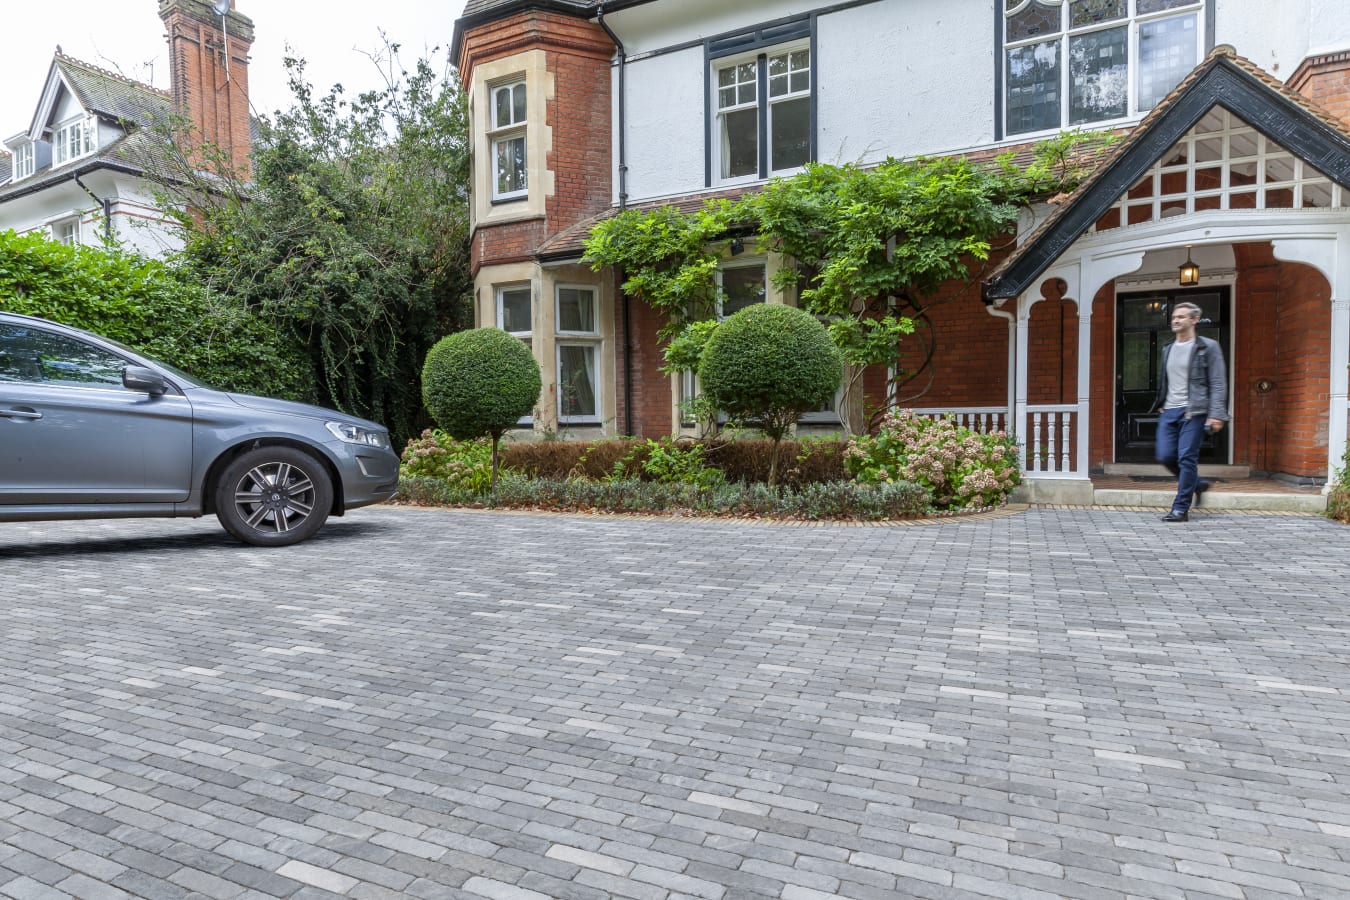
[[149, 45, 472, 445]]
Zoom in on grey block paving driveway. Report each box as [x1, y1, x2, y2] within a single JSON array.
[[4, 507, 1350, 900]]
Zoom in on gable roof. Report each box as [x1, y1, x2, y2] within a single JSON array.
[[1, 54, 171, 202], [54, 54, 169, 127], [982, 45, 1350, 301]]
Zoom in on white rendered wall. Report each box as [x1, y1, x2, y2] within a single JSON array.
[[621, 46, 707, 202], [815, 0, 993, 166], [1215, 0, 1350, 80], [614, 0, 1350, 205], [0, 171, 183, 258], [616, 0, 996, 204]]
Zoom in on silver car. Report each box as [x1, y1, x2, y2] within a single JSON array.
[[1, 312, 400, 546]]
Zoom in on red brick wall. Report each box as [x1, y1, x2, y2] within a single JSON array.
[[613, 292, 672, 437], [459, 11, 613, 276], [1275, 257, 1332, 476], [544, 24, 613, 235], [1288, 52, 1350, 127], [1088, 282, 1115, 471], [1027, 294, 1078, 405], [1231, 243, 1330, 477], [893, 283, 1009, 408]]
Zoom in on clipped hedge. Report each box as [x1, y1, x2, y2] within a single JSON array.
[[500, 437, 847, 486], [0, 230, 313, 400], [398, 474, 930, 520], [421, 328, 542, 441]]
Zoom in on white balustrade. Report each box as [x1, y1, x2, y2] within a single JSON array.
[[904, 407, 1008, 435], [1024, 405, 1077, 474]]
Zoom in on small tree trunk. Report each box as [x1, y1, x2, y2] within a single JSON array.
[[490, 433, 501, 492], [768, 439, 780, 488]]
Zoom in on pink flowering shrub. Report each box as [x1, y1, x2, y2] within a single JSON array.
[[400, 429, 494, 494], [844, 410, 1021, 510]]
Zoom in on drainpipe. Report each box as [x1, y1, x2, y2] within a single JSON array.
[[596, 3, 636, 434], [72, 173, 113, 244]]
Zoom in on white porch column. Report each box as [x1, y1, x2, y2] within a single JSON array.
[[1330, 295, 1350, 488], [1077, 308, 1092, 479], [1014, 295, 1031, 468]]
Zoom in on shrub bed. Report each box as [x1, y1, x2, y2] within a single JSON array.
[[398, 474, 929, 520], [502, 437, 847, 486]]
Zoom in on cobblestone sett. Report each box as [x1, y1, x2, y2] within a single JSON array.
[[4, 508, 1350, 898]]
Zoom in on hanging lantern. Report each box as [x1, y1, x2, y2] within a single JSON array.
[[1179, 246, 1200, 286]]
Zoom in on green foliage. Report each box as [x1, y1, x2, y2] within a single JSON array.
[[1330, 441, 1350, 524], [399, 429, 493, 493], [421, 328, 541, 441], [151, 49, 472, 445], [398, 473, 928, 520], [699, 303, 843, 456], [661, 318, 719, 375], [0, 231, 312, 398], [844, 409, 1021, 510], [582, 134, 1110, 423], [627, 437, 725, 489], [582, 201, 740, 338]]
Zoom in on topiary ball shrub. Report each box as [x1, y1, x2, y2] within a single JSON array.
[[422, 328, 541, 487], [699, 303, 843, 483]]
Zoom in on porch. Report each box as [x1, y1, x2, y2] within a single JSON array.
[[906, 406, 1332, 513]]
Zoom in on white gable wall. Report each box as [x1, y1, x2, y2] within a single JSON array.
[[613, 0, 1350, 207]]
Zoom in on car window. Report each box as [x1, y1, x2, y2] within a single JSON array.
[[0, 324, 131, 388]]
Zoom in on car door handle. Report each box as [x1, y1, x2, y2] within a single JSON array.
[[0, 407, 43, 420]]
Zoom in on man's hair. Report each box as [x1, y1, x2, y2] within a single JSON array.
[[1172, 301, 1202, 319]]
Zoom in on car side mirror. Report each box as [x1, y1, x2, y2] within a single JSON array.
[[123, 365, 169, 396]]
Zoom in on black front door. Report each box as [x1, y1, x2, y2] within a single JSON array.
[[1115, 287, 1230, 464]]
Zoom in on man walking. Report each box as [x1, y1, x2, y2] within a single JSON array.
[[1154, 301, 1228, 522]]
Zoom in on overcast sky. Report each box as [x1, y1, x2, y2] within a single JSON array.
[[2, 1, 471, 139]]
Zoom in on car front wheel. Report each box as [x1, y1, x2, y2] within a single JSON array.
[[215, 447, 333, 546]]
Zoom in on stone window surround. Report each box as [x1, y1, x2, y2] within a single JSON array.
[[476, 262, 614, 436], [469, 50, 554, 228]]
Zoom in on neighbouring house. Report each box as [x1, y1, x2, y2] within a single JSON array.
[[0, 0, 254, 257], [452, 0, 1350, 502]]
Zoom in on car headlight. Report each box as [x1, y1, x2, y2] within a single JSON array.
[[326, 421, 391, 449]]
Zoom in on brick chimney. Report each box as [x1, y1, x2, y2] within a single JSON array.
[[1288, 51, 1350, 128], [159, 0, 254, 178]]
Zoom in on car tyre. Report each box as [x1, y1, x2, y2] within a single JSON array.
[[215, 447, 333, 547]]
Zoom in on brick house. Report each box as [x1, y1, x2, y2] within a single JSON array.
[[0, 0, 253, 257], [452, 0, 1350, 501]]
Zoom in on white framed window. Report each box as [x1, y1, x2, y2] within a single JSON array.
[[556, 285, 600, 424], [494, 284, 533, 425], [714, 44, 811, 183], [715, 260, 767, 319], [52, 217, 81, 247], [489, 80, 527, 200], [53, 117, 96, 165], [496, 284, 532, 337], [12, 143, 35, 180], [1003, 0, 1204, 137]]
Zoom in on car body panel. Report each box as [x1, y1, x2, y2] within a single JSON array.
[[0, 312, 400, 533], [1, 381, 194, 504]]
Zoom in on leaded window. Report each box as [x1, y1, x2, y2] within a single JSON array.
[[1004, 0, 1204, 136], [489, 81, 527, 200]]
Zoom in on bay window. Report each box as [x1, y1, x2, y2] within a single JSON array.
[[1003, 0, 1204, 136], [490, 80, 527, 200], [556, 286, 600, 424]]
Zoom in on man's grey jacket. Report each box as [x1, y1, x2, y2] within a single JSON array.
[[1153, 336, 1229, 421]]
